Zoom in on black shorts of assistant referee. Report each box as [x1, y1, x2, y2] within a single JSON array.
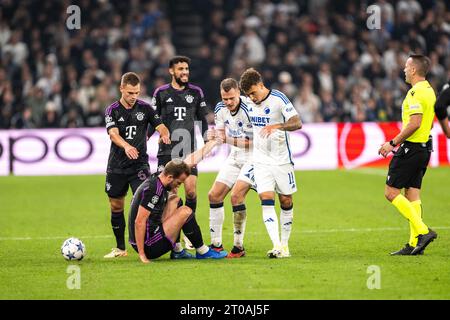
[[105, 167, 150, 198], [130, 226, 175, 259], [386, 140, 432, 189], [157, 155, 198, 176]]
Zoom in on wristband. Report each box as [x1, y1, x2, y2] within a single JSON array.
[[389, 140, 397, 147]]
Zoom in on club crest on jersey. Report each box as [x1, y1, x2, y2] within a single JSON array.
[[237, 120, 243, 127], [136, 112, 144, 121], [185, 95, 194, 103], [264, 107, 271, 114]]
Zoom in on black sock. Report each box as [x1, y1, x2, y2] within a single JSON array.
[[174, 199, 183, 245], [111, 211, 125, 250], [182, 213, 204, 249], [185, 197, 197, 213]]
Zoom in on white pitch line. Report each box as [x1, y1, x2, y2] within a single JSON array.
[[1, 226, 449, 241], [0, 235, 113, 241], [299, 226, 450, 233]]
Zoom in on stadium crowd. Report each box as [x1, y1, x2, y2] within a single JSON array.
[[0, 0, 449, 129]]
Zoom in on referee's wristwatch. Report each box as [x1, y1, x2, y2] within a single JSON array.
[[389, 140, 397, 147]]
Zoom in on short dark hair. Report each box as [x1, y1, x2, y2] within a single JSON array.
[[121, 72, 140, 86], [169, 56, 191, 68], [163, 159, 191, 178], [409, 54, 431, 77], [239, 68, 262, 93], [220, 78, 239, 92]]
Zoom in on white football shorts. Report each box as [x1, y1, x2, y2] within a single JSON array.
[[253, 163, 297, 195], [215, 158, 255, 189]]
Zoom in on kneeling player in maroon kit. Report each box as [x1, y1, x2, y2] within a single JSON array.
[[128, 140, 228, 263]]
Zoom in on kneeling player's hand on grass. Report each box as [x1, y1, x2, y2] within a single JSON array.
[[139, 254, 150, 264]]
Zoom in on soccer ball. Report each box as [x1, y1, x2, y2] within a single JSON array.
[[61, 237, 86, 261]]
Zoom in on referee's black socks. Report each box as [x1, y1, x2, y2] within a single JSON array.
[[111, 210, 126, 250]]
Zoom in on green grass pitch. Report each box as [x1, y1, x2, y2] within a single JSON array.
[[0, 168, 449, 299]]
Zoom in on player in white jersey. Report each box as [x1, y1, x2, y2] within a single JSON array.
[[207, 78, 256, 258], [239, 68, 302, 258]]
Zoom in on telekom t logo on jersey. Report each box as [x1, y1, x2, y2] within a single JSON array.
[[125, 126, 137, 140], [174, 106, 186, 121]]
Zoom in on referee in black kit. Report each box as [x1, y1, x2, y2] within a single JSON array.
[[151, 56, 211, 258], [103, 72, 170, 258]]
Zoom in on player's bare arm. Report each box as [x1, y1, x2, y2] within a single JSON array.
[[378, 113, 423, 158], [260, 115, 302, 137], [108, 127, 139, 159], [135, 206, 151, 263], [183, 140, 221, 167], [155, 124, 171, 144], [210, 128, 252, 149]]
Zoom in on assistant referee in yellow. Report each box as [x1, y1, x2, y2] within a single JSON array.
[[378, 54, 437, 256]]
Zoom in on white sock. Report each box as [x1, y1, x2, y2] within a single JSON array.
[[232, 204, 247, 249], [196, 244, 209, 255], [209, 203, 225, 247], [280, 206, 294, 247], [262, 204, 280, 248], [173, 242, 183, 253]]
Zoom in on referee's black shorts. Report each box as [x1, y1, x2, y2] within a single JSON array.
[[386, 139, 432, 189]]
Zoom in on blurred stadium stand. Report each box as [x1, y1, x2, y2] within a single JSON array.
[[0, 0, 449, 129]]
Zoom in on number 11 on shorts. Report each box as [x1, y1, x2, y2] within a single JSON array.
[[288, 172, 294, 185]]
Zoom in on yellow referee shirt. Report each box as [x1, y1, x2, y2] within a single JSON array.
[[401, 80, 436, 143]]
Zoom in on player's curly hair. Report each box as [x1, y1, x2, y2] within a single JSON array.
[[169, 56, 191, 68], [239, 68, 262, 93]]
